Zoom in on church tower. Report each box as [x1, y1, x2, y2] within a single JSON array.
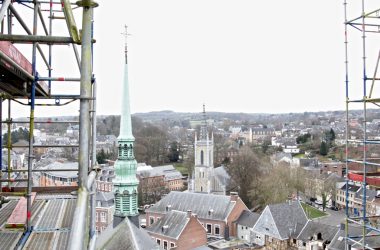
[[113, 26, 139, 227], [194, 105, 214, 193]]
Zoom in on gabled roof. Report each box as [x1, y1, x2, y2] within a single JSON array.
[[328, 225, 361, 250], [145, 210, 190, 239], [269, 201, 308, 239], [96, 192, 115, 207], [235, 210, 260, 228], [96, 217, 158, 250], [297, 221, 338, 242], [214, 166, 230, 187], [253, 201, 308, 240], [146, 191, 235, 221]]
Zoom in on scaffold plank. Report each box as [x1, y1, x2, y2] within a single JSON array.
[[5, 192, 36, 228], [0, 200, 17, 227]]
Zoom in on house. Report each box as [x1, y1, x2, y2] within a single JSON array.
[[146, 210, 207, 250], [96, 165, 115, 192], [96, 192, 115, 234], [234, 210, 260, 243], [137, 165, 185, 192], [145, 191, 248, 239], [335, 183, 377, 216], [296, 221, 339, 249], [252, 201, 308, 249], [96, 217, 158, 250]]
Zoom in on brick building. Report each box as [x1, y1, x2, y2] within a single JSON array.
[[146, 210, 207, 250], [95, 192, 115, 234], [37, 161, 78, 187], [145, 191, 248, 239]]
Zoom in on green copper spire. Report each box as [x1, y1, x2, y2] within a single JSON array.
[[113, 26, 139, 218]]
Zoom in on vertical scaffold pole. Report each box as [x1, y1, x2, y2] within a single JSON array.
[[361, 0, 368, 247], [343, 0, 349, 249], [26, 0, 39, 232], [68, 0, 98, 249]]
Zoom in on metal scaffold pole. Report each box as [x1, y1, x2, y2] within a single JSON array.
[[68, 0, 98, 249], [344, 0, 380, 249]]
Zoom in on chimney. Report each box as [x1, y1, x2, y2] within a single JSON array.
[[187, 210, 192, 218], [230, 191, 238, 201]]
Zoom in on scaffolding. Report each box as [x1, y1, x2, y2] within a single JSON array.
[[344, 0, 380, 249], [0, 0, 98, 249]]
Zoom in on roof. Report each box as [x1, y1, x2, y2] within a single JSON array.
[[328, 225, 361, 250], [145, 210, 190, 239], [235, 210, 260, 228], [37, 161, 78, 179], [96, 192, 115, 207], [340, 183, 360, 193], [297, 221, 338, 242], [269, 201, 308, 239], [96, 217, 159, 250], [137, 165, 183, 181], [146, 191, 235, 221], [214, 166, 230, 188]]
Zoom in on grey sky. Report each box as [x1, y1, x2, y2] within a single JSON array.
[[96, 0, 347, 115], [8, 0, 380, 118]]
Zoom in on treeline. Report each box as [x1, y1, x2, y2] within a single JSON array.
[[97, 116, 172, 166]]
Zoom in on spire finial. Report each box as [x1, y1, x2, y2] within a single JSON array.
[[122, 25, 130, 64]]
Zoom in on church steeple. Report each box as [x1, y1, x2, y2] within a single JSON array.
[[199, 104, 208, 140], [113, 26, 139, 224]]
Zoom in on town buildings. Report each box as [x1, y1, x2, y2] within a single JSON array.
[[145, 191, 248, 239]]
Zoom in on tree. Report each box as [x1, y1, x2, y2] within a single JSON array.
[[167, 141, 180, 162], [320, 141, 328, 156], [226, 146, 265, 207]]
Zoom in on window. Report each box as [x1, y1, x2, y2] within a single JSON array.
[[100, 212, 106, 222], [150, 216, 155, 225], [156, 239, 161, 245], [214, 224, 220, 235], [201, 150, 204, 165], [206, 224, 212, 234], [163, 240, 168, 250], [170, 243, 175, 248]]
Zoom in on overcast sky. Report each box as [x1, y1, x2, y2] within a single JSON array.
[[8, 0, 380, 117]]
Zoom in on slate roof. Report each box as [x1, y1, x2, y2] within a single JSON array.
[[234, 210, 260, 228], [297, 221, 338, 242], [328, 225, 361, 250], [137, 165, 183, 181], [267, 201, 308, 239], [340, 184, 360, 193], [96, 192, 114, 207], [214, 166, 230, 188], [96, 217, 159, 250], [145, 210, 190, 239], [146, 191, 235, 221]]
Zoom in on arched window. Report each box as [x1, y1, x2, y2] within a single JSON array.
[[201, 186, 203, 192], [201, 150, 204, 165]]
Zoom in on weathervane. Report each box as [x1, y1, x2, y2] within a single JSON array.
[[121, 25, 131, 64]]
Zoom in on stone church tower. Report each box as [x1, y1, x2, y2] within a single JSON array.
[[194, 105, 214, 193], [113, 26, 139, 227]]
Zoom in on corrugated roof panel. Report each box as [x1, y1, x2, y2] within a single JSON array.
[[0, 231, 22, 249]]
